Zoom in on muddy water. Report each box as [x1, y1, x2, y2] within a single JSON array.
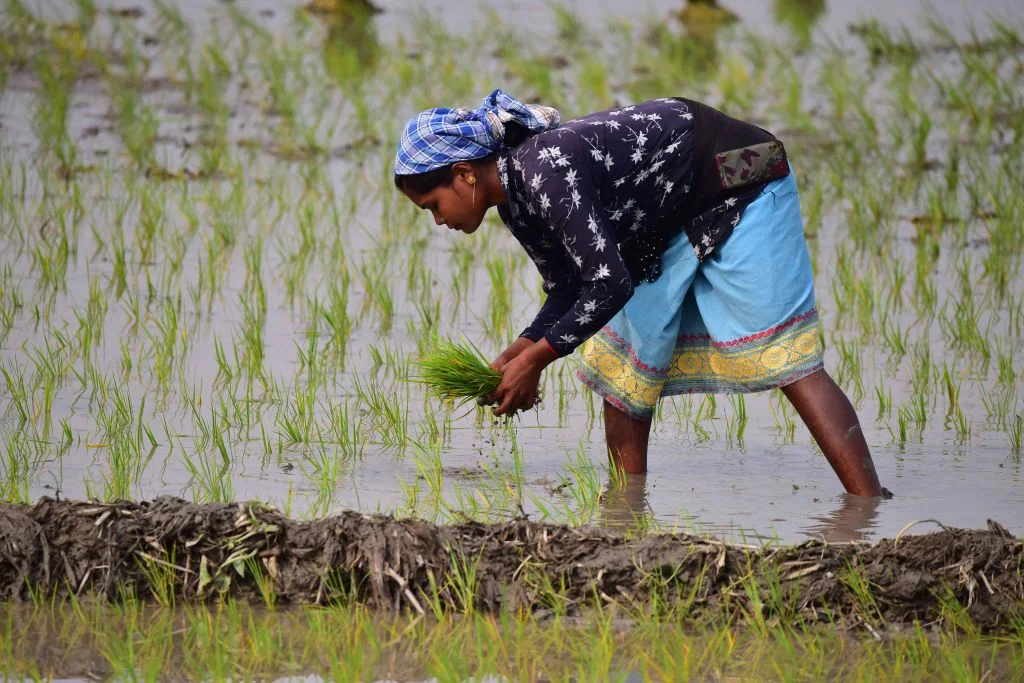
[[0, 0, 1022, 544]]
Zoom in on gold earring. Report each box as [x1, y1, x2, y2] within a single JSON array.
[[469, 177, 477, 206]]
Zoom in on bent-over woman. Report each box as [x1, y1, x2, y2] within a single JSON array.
[[393, 90, 883, 496]]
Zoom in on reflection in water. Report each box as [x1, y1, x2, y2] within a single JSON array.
[[774, 0, 827, 46], [671, 1, 735, 85], [598, 474, 653, 533], [309, 0, 381, 88], [600, 478, 882, 543], [678, 0, 738, 40], [803, 493, 882, 543]]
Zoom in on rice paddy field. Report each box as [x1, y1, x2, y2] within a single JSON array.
[[1, 0, 1024, 679]]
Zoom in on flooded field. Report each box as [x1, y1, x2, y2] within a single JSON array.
[[2, 0, 1022, 542], [2, 0, 1023, 678]]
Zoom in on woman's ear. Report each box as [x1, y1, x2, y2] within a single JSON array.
[[452, 162, 475, 186]]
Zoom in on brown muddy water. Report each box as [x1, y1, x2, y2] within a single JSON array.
[[0, 0, 1023, 546]]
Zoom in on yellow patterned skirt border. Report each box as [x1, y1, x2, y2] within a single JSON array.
[[577, 308, 824, 420]]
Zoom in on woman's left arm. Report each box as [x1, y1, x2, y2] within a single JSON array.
[[492, 139, 634, 415], [520, 140, 634, 357]]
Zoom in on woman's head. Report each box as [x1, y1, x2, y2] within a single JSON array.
[[393, 89, 560, 234], [395, 158, 490, 234]]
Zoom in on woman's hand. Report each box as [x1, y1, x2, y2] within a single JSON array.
[[477, 336, 536, 409], [492, 340, 559, 416]]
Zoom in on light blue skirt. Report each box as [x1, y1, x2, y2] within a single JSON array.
[[578, 173, 824, 420]]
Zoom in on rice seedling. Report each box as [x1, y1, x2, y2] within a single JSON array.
[[414, 337, 501, 408], [949, 404, 972, 444], [410, 439, 444, 510], [890, 406, 910, 447], [324, 400, 364, 461], [875, 379, 893, 420], [840, 559, 884, 629], [357, 255, 395, 333], [979, 384, 1015, 429], [765, 390, 795, 442], [835, 336, 865, 402], [146, 295, 184, 391], [941, 363, 961, 416], [0, 431, 41, 504], [93, 386, 158, 501], [304, 442, 348, 518], [275, 382, 317, 448], [995, 343, 1016, 387], [725, 393, 748, 448], [179, 436, 234, 504], [879, 311, 909, 360], [353, 375, 410, 452], [1008, 414, 1023, 453], [555, 441, 606, 525], [484, 257, 512, 344], [691, 397, 714, 442]]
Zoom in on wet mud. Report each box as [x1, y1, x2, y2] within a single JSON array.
[[1, 497, 1021, 632]]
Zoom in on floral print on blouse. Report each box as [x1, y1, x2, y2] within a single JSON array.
[[497, 97, 767, 357]]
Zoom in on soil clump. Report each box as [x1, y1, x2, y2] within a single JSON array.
[[0, 497, 1020, 632]]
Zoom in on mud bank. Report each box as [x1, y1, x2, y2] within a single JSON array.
[[1, 497, 1021, 632]]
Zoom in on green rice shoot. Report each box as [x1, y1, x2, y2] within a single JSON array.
[[415, 338, 502, 407]]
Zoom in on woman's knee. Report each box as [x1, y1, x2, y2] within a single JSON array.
[[780, 367, 830, 399]]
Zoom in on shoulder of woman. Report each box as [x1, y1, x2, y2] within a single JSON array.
[[511, 127, 593, 175]]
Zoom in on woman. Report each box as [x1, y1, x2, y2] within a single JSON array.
[[394, 90, 883, 496]]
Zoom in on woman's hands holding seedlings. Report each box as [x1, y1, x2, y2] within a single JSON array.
[[485, 338, 559, 416], [476, 336, 534, 408]]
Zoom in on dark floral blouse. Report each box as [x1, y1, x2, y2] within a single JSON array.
[[497, 97, 785, 357]]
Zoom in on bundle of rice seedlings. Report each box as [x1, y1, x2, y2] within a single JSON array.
[[414, 337, 502, 407]]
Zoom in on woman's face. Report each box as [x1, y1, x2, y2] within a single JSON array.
[[404, 165, 485, 235]]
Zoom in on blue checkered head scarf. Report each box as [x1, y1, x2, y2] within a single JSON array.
[[394, 89, 560, 176]]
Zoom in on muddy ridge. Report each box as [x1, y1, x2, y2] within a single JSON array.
[[1, 497, 1021, 632]]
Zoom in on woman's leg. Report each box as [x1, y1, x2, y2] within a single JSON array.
[[781, 368, 883, 496], [604, 400, 652, 475]]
